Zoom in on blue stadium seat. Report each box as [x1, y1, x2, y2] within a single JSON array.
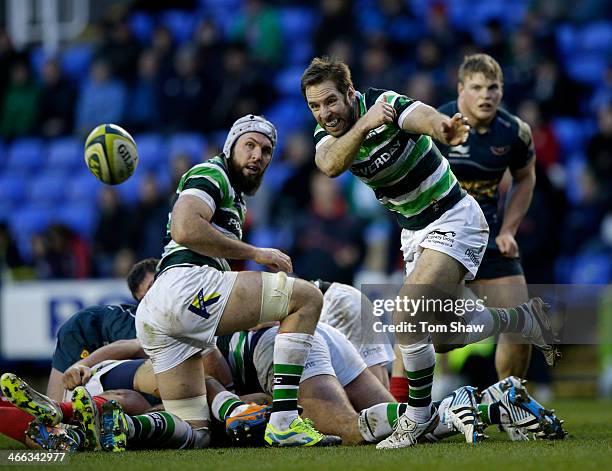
[[116, 172, 144, 205], [556, 25, 577, 56], [581, 21, 612, 54], [279, 7, 316, 42], [61, 45, 93, 83], [56, 203, 97, 237], [552, 118, 586, 155], [29, 47, 51, 80], [571, 253, 612, 283], [129, 12, 155, 44], [0, 174, 27, 206], [275, 66, 307, 97], [159, 10, 199, 44], [168, 133, 207, 161], [9, 205, 53, 240], [67, 172, 104, 203], [6, 138, 45, 173], [134, 133, 167, 171], [564, 53, 607, 84], [28, 172, 69, 206], [47, 137, 82, 171]]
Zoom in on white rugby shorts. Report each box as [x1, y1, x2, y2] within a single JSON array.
[[136, 265, 238, 374], [320, 282, 395, 367], [254, 323, 367, 394], [401, 194, 489, 280]]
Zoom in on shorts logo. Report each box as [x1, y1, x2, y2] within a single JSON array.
[[188, 290, 221, 319], [465, 246, 484, 265], [425, 230, 456, 247]]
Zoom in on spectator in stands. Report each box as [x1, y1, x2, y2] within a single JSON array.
[[75, 59, 127, 136], [129, 173, 169, 259], [93, 187, 131, 277], [159, 44, 206, 132], [150, 25, 175, 82], [229, 0, 283, 69], [290, 173, 366, 285], [313, 0, 355, 58], [170, 152, 194, 192], [586, 104, 612, 210], [127, 49, 161, 133], [0, 60, 40, 139], [207, 42, 275, 130], [482, 19, 509, 64], [94, 18, 142, 82], [271, 131, 316, 229], [39, 58, 76, 138], [0, 221, 24, 274], [517, 99, 561, 171], [0, 28, 20, 110], [532, 58, 581, 117], [404, 72, 437, 107], [504, 29, 539, 107], [32, 224, 91, 279], [359, 44, 402, 92]]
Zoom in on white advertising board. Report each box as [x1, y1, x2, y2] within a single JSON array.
[[0, 280, 132, 360]]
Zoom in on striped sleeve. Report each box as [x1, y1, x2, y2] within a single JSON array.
[[314, 123, 333, 150], [179, 164, 230, 212], [366, 88, 421, 130]]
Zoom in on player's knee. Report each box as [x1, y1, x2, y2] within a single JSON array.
[[259, 271, 296, 323], [292, 279, 324, 317]]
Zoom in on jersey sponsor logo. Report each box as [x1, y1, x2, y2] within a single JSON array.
[[80, 349, 90, 359], [188, 290, 221, 319], [448, 144, 470, 158], [465, 246, 484, 266], [358, 140, 402, 178], [490, 145, 510, 156]]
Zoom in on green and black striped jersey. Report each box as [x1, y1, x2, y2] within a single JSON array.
[[216, 329, 269, 394], [314, 88, 465, 230], [157, 155, 246, 274]]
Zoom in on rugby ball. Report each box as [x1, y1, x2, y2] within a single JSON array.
[[84, 124, 139, 185]]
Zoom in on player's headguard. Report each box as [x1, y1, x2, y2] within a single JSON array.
[[223, 114, 277, 159]]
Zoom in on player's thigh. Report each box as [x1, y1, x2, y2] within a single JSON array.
[[344, 368, 395, 411], [133, 360, 158, 396], [469, 274, 529, 307], [155, 352, 206, 400], [406, 248, 467, 285], [216, 271, 262, 335], [99, 389, 153, 415], [298, 374, 361, 443]]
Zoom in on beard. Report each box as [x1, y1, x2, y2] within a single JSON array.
[[228, 159, 265, 196]]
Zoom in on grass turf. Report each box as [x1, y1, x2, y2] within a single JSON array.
[[1, 399, 610, 471]]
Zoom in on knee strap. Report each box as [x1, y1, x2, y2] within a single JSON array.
[[260, 272, 295, 323], [162, 395, 210, 422]]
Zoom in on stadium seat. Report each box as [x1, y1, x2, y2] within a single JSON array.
[[27, 172, 69, 206], [582, 22, 612, 54], [6, 138, 45, 173], [129, 12, 156, 44], [279, 7, 316, 42], [571, 253, 612, 283], [275, 66, 308, 97], [67, 172, 104, 204], [116, 172, 144, 205], [56, 203, 97, 237], [0, 174, 27, 206], [564, 53, 607, 84], [168, 133, 207, 161], [61, 44, 93, 83], [9, 205, 53, 240], [46, 137, 82, 171], [159, 10, 199, 44], [133, 133, 167, 171], [552, 118, 586, 155]]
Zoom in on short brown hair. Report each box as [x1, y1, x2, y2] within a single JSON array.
[[458, 54, 503, 84], [301, 56, 354, 98], [126, 258, 158, 301]]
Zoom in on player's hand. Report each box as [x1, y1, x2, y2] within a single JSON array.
[[254, 248, 293, 273], [358, 101, 396, 133], [438, 113, 470, 146], [62, 364, 92, 390], [496, 232, 519, 258]]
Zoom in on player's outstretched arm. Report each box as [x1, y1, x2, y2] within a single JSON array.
[[400, 103, 470, 146], [171, 195, 292, 272], [316, 101, 396, 177]]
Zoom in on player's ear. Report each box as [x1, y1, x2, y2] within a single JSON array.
[[457, 81, 464, 95], [347, 86, 355, 101]]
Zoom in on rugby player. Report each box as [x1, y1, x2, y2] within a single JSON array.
[[437, 54, 535, 380], [135, 114, 339, 447], [46, 258, 157, 401], [301, 57, 559, 448]]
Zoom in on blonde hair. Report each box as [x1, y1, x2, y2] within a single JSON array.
[[458, 53, 503, 83]]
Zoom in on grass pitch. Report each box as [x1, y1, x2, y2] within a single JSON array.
[[1, 399, 610, 471]]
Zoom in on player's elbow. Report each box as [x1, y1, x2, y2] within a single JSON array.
[[170, 219, 191, 246]]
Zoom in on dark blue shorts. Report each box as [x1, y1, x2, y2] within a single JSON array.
[[100, 359, 161, 406], [474, 247, 524, 280]]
